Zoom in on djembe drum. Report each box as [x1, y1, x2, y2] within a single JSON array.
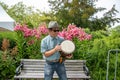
[[60, 40, 75, 54], [59, 40, 75, 63]]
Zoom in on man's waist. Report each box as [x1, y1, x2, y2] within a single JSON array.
[[46, 59, 59, 62]]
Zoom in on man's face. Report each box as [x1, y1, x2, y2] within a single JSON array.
[[49, 27, 60, 37]]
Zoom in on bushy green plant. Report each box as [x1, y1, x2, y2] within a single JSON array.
[[73, 38, 93, 59], [0, 51, 18, 80], [91, 30, 109, 39], [0, 38, 19, 80], [73, 29, 120, 80], [87, 39, 108, 80], [87, 38, 120, 79]]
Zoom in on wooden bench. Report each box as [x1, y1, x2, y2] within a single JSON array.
[[14, 59, 90, 80]]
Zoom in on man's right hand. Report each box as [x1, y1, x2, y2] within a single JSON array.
[[54, 45, 61, 52]]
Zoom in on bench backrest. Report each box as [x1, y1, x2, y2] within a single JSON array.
[[21, 59, 86, 71]]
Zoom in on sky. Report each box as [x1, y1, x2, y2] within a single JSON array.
[[0, 0, 50, 12], [0, 0, 120, 27]]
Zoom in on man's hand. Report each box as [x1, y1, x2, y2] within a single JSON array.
[[65, 54, 73, 59], [54, 45, 61, 52]]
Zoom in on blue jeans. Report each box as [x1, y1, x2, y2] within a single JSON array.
[[44, 61, 67, 80]]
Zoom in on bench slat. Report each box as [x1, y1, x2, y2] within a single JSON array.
[[23, 67, 83, 71], [21, 70, 84, 73], [14, 72, 90, 79], [24, 65, 83, 68], [21, 59, 86, 62], [23, 64, 84, 67], [22, 62, 85, 65], [22, 62, 84, 65], [21, 59, 86, 65]]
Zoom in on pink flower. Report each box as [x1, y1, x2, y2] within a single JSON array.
[[38, 24, 48, 35], [27, 40, 34, 45], [85, 34, 92, 40], [14, 23, 92, 41], [24, 28, 33, 37], [58, 29, 66, 39], [67, 24, 76, 30], [58, 24, 92, 41], [14, 24, 24, 31]]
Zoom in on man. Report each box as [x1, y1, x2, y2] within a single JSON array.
[[41, 21, 72, 80]]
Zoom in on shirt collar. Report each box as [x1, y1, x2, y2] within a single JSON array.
[[49, 35, 58, 40]]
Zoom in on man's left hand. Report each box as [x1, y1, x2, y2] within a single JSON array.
[[65, 54, 73, 59]]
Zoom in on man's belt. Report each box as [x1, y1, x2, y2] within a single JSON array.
[[46, 59, 59, 62]]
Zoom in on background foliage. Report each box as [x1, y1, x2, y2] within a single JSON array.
[[0, 1, 120, 80]]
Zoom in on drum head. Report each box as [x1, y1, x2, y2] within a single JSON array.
[[61, 40, 75, 54]]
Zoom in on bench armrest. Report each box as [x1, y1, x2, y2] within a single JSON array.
[[83, 65, 90, 76], [15, 62, 24, 76]]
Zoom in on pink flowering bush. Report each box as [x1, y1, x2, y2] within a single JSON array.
[[14, 24, 48, 39], [14, 23, 92, 59], [14, 23, 48, 58], [58, 24, 92, 41]]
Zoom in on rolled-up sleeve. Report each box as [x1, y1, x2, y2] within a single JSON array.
[[41, 39, 47, 54]]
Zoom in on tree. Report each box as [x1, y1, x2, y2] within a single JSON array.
[[0, 2, 9, 10], [90, 5, 120, 30], [48, 0, 97, 28], [1, 2, 45, 28], [47, 0, 120, 31], [7, 2, 35, 26]]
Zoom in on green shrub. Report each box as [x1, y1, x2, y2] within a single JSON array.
[[87, 38, 120, 80], [73, 29, 120, 80], [0, 32, 16, 50], [0, 50, 19, 80], [14, 31, 43, 59]]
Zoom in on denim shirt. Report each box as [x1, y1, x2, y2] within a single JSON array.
[[41, 35, 64, 61]]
